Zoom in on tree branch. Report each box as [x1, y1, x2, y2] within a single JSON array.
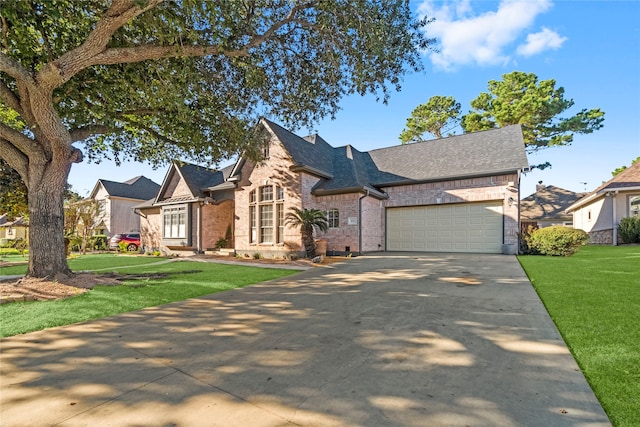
[[0, 138, 29, 179], [38, 0, 163, 91], [0, 122, 39, 156], [0, 52, 36, 89], [69, 125, 113, 143], [51, 2, 317, 76], [0, 80, 23, 116]]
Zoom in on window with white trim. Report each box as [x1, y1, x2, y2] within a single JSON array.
[[328, 208, 339, 228], [630, 195, 640, 217], [163, 206, 187, 238], [249, 186, 284, 244]]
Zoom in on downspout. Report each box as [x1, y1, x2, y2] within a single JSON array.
[[197, 202, 203, 253], [612, 191, 618, 246], [358, 189, 369, 255]]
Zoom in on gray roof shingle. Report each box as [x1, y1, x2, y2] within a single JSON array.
[[520, 185, 585, 221], [173, 162, 226, 197], [367, 125, 529, 184], [95, 176, 160, 200], [261, 120, 529, 196]]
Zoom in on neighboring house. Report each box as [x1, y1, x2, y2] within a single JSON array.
[[0, 216, 29, 241], [0, 214, 6, 239], [137, 162, 235, 252], [89, 176, 160, 237], [139, 119, 529, 256], [520, 183, 585, 228], [566, 161, 640, 244]]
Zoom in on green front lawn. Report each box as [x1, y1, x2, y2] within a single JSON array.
[[0, 253, 166, 276], [518, 245, 640, 427], [1, 257, 300, 338]]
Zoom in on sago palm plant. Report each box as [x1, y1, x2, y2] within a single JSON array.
[[284, 207, 328, 258]]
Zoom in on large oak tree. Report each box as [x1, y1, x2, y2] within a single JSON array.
[[0, 1, 432, 279]]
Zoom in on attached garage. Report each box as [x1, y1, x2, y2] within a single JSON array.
[[386, 201, 504, 253]]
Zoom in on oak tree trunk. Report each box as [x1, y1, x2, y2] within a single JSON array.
[[27, 158, 72, 278]]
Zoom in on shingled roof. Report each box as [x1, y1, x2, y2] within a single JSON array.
[[91, 176, 160, 201], [260, 119, 529, 197], [521, 185, 585, 221], [567, 161, 640, 212]]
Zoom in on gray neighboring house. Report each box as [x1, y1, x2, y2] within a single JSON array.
[[520, 183, 585, 228], [89, 176, 160, 237]]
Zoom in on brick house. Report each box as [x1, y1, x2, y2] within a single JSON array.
[[136, 161, 235, 253], [139, 119, 530, 256]]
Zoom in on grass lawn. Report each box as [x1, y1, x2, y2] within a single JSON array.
[[518, 245, 640, 427], [0, 253, 166, 276], [1, 257, 300, 338]]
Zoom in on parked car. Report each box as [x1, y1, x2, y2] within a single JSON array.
[[109, 232, 140, 251]]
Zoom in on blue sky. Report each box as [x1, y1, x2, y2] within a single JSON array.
[[68, 0, 640, 198]]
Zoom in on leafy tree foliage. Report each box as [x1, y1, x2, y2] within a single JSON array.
[[399, 95, 460, 143], [612, 156, 639, 176], [284, 207, 328, 258], [0, 158, 27, 220], [462, 71, 605, 154], [0, 1, 433, 278], [64, 198, 102, 254]]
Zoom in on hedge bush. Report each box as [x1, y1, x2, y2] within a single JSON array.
[[529, 226, 590, 256], [90, 234, 109, 251], [618, 216, 640, 243]]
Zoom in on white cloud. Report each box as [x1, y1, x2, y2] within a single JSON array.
[[517, 27, 567, 56], [418, 0, 562, 71]]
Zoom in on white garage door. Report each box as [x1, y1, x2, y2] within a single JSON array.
[[386, 202, 503, 253]]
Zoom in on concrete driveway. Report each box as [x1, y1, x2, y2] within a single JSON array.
[[0, 253, 609, 426]]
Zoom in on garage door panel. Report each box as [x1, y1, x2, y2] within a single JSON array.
[[387, 202, 503, 253]]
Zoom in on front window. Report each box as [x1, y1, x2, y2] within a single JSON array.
[[328, 208, 339, 228], [630, 195, 640, 217], [163, 206, 187, 238], [249, 185, 284, 244]]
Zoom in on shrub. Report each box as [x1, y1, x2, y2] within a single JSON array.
[[618, 216, 640, 243], [91, 234, 108, 251], [118, 240, 139, 253], [519, 223, 540, 255], [529, 226, 590, 256], [252, 252, 262, 259], [214, 237, 228, 249]]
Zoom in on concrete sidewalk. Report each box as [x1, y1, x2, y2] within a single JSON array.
[[0, 253, 609, 426]]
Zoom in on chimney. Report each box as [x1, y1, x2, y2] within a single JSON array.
[[536, 181, 546, 192]]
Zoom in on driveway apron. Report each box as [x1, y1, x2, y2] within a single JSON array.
[[0, 253, 610, 426]]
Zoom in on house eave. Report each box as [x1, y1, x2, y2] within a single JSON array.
[[566, 185, 640, 212], [312, 186, 388, 199], [374, 169, 522, 189], [290, 164, 333, 179]]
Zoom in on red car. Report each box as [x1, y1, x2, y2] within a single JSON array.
[[109, 232, 141, 251]]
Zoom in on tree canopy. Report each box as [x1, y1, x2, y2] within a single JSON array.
[[462, 71, 604, 153], [399, 95, 460, 143], [0, 0, 433, 278], [612, 156, 639, 176]]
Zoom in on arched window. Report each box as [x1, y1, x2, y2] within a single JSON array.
[[249, 185, 284, 244]]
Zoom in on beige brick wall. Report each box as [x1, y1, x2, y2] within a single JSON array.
[[309, 193, 362, 254], [139, 206, 161, 250], [234, 138, 308, 257], [381, 174, 520, 246], [201, 200, 234, 250]]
